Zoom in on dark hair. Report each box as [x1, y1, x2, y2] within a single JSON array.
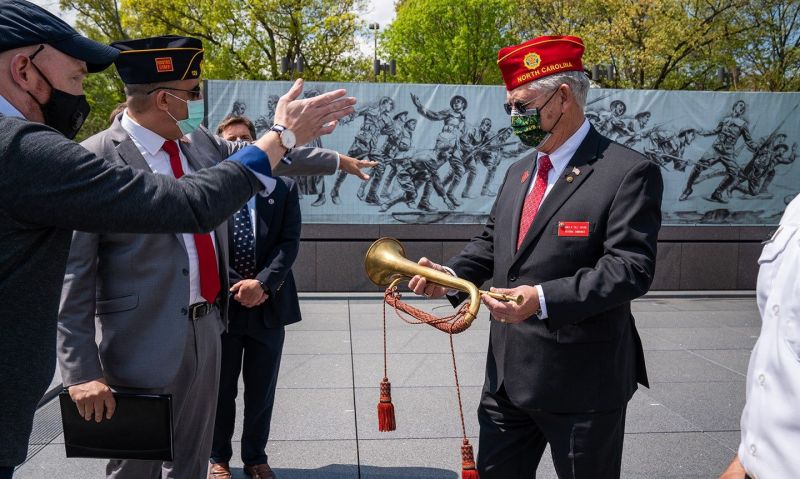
[[216, 114, 257, 140], [108, 102, 127, 125]]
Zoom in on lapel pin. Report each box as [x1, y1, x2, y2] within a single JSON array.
[[268, 198, 275, 205], [572, 167, 581, 176], [521, 171, 530, 183], [566, 176, 574, 183]]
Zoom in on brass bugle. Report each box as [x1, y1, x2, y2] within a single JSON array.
[[364, 238, 522, 325], [365, 237, 480, 324], [482, 290, 523, 305]]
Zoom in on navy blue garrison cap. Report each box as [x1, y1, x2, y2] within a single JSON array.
[[0, 0, 118, 72], [112, 36, 204, 84]]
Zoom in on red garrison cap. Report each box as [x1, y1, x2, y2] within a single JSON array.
[[497, 35, 585, 91]]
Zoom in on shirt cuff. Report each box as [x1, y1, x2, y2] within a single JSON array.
[[336, 152, 342, 171], [535, 284, 547, 319], [229, 145, 274, 194]]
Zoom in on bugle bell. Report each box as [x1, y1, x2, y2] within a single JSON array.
[[364, 237, 522, 325]]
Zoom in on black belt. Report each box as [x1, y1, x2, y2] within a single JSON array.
[[188, 301, 216, 321]]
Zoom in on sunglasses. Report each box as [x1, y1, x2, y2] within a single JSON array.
[[147, 85, 203, 100], [503, 88, 558, 116]]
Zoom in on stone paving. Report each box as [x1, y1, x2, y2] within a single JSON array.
[[17, 293, 758, 478]]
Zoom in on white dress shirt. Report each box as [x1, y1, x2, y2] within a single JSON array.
[[121, 111, 217, 305], [738, 195, 800, 478], [530, 119, 591, 319], [0, 95, 25, 119]]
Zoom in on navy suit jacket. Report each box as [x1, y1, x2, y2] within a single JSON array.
[[228, 177, 302, 331]]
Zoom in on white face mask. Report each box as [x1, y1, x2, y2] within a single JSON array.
[[166, 92, 205, 135]]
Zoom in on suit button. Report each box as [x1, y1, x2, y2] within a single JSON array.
[[181, 308, 188, 316], [509, 275, 517, 282], [182, 268, 189, 276]]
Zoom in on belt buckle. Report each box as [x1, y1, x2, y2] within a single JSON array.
[[189, 302, 209, 321]]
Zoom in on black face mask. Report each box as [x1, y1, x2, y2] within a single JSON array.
[[26, 49, 90, 139]]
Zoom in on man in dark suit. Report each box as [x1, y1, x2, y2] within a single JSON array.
[[410, 36, 663, 479], [210, 119, 302, 479]]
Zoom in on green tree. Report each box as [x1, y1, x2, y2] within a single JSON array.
[[729, 0, 800, 91], [513, 0, 753, 90], [60, 0, 370, 138], [382, 0, 516, 85], [124, 0, 368, 81]]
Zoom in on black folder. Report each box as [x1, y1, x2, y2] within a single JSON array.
[[59, 390, 174, 460]]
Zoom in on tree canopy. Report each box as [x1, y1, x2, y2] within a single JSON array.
[[61, 0, 798, 138]]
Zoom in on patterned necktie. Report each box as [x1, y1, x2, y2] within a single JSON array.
[[517, 155, 553, 250], [162, 140, 221, 303], [232, 203, 257, 278]]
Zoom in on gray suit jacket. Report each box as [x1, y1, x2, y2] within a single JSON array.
[[57, 118, 338, 389]]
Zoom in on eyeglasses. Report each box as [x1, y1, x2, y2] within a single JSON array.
[[503, 88, 558, 116], [147, 85, 203, 100]]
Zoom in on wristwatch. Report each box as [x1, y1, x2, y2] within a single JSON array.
[[269, 124, 296, 165]]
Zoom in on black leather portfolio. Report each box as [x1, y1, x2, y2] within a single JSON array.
[[59, 390, 173, 460]]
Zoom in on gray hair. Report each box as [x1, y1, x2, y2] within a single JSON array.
[[527, 71, 590, 108]]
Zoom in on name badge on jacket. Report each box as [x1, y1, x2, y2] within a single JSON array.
[[558, 221, 590, 237]]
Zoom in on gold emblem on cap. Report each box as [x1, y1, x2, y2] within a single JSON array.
[[523, 52, 541, 70]]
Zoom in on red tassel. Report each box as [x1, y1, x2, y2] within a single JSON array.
[[461, 439, 479, 479], [377, 377, 396, 432]]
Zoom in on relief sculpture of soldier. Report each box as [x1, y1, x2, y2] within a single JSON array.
[[622, 111, 652, 148], [253, 95, 280, 138], [729, 133, 797, 199], [292, 89, 328, 206], [679, 99, 758, 203], [411, 93, 468, 208], [443, 117, 494, 199], [230, 100, 246, 117], [330, 96, 395, 204], [376, 113, 410, 202], [481, 127, 529, 196], [380, 149, 456, 212], [588, 100, 634, 141], [360, 110, 409, 204], [642, 128, 696, 172]]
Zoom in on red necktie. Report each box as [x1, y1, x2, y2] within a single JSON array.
[[517, 155, 553, 250], [162, 140, 221, 303]]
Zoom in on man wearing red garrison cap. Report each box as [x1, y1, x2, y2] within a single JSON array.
[[409, 35, 663, 478]]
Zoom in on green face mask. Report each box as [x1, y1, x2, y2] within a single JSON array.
[[511, 113, 547, 148], [166, 92, 205, 136], [509, 88, 560, 148]]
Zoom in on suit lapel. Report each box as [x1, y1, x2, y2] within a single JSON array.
[[255, 194, 276, 260], [214, 221, 228, 290], [180, 139, 210, 172], [113, 119, 153, 173], [510, 151, 538, 247], [513, 127, 602, 261]]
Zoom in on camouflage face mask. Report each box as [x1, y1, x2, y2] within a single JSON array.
[[511, 113, 548, 148], [509, 88, 559, 148]]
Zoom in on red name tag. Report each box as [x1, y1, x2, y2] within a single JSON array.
[[558, 221, 590, 237]]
